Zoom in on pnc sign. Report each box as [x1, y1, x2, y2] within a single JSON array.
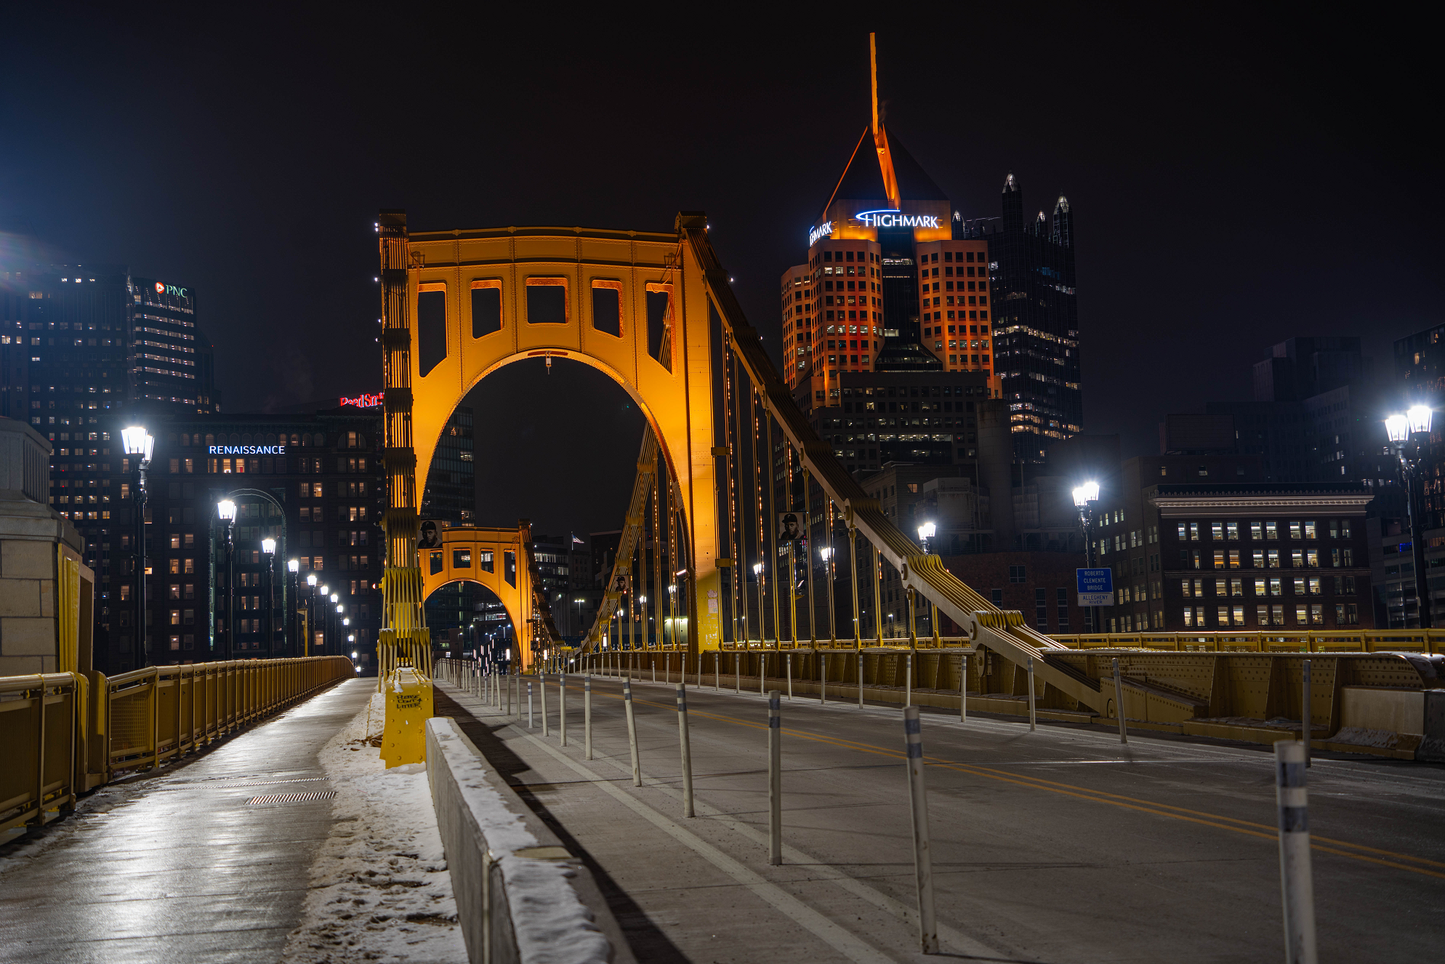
[[154, 281, 189, 299], [340, 391, 384, 408]]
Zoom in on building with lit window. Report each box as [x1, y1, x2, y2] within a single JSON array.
[[782, 118, 997, 408], [99, 404, 384, 674], [960, 176, 1080, 460]]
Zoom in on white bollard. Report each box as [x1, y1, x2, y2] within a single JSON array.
[[1275, 741, 1318, 964], [584, 674, 593, 760], [820, 652, 826, 705], [541, 673, 550, 737], [560, 675, 567, 747], [786, 653, 793, 700], [735, 653, 741, 694], [760, 652, 766, 695], [1112, 658, 1128, 744], [858, 651, 864, 709], [527, 680, 534, 729], [624, 679, 642, 787], [652, 658, 656, 684], [959, 653, 967, 723], [1302, 660, 1312, 768], [677, 683, 694, 818], [768, 689, 782, 865], [903, 706, 939, 954], [1026, 656, 1037, 731], [906, 652, 912, 708], [715, 651, 720, 691]]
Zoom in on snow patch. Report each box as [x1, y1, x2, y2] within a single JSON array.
[[281, 692, 467, 963], [429, 719, 612, 964]]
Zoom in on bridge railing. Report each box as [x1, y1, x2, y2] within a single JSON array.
[[0, 656, 355, 836]]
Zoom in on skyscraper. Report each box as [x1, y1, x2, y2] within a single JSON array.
[[961, 176, 1081, 460], [1, 262, 219, 668]]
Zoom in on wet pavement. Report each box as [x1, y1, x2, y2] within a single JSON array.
[[0, 679, 373, 964]]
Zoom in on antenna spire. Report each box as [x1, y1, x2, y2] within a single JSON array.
[[870, 32, 879, 136]]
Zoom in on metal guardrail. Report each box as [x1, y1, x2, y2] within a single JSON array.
[[0, 656, 355, 835], [575, 629, 1442, 656]]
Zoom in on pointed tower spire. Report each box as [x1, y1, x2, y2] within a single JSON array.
[[869, 32, 901, 210]]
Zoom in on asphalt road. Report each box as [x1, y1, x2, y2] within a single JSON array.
[[437, 671, 1445, 964]]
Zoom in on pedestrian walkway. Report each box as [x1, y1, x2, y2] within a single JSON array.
[[0, 679, 373, 964]]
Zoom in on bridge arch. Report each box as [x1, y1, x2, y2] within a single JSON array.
[[378, 213, 723, 672]]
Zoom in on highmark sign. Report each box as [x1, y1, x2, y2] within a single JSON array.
[[809, 210, 943, 243], [855, 209, 940, 229], [209, 445, 286, 456]]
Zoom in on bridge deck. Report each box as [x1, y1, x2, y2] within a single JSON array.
[[437, 674, 1445, 963], [0, 682, 374, 964]]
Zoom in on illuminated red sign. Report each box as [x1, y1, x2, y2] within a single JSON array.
[[340, 392, 384, 408]]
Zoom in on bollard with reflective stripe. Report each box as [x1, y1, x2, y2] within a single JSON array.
[[584, 674, 593, 760], [559, 675, 568, 747], [820, 653, 826, 705], [735, 653, 741, 694], [624, 679, 642, 787], [715, 651, 720, 692], [959, 653, 968, 723], [541, 673, 550, 737], [527, 680, 534, 729], [903, 706, 939, 954], [768, 690, 782, 865], [1302, 660, 1312, 768], [1113, 658, 1128, 744], [905, 653, 912, 707], [786, 653, 793, 700], [1275, 740, 1318, 964], [858, 651, 864, 709], [677, 683, 694, 817], [1026, 657, 1037, 731], [760, 653, 766, 695]]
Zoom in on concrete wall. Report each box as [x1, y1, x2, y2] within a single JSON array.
[[426, 717, 635, 964], [1, 417, 85, 676]]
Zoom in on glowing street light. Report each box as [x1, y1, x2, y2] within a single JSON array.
[[1387, 405, 1435, 627], [123, 426, 154, 666]]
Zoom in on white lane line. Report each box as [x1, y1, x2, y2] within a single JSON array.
[[509, 724, 899, 964], [523, 720, 1008, 961], [445, 681, 1010, 963]]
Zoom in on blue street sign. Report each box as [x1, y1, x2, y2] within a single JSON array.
[[1077, 568, 1114, 607]]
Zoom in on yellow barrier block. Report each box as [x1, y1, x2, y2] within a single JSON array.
[[381, 666, 433, 769]]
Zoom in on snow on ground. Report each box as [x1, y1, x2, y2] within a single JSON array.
[[281, 692, 468, 964]]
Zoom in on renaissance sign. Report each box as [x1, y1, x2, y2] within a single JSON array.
[[209, 445, 287, 456]]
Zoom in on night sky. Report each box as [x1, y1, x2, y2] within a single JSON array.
[[4, 8, 1439, 538]]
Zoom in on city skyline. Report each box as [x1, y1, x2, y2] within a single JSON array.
[[2, 11, 1437, 475]]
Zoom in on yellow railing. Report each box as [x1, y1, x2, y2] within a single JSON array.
[[1049, 630, 1441, 654], [0, 656, 355, 835], [598, 628, 1442, 656]]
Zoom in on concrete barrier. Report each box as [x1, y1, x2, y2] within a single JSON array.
[[426, 717, 636, 964]]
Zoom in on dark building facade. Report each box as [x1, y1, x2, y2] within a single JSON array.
[[105, 406, 383, 674], [962, 176, 1081, 461]]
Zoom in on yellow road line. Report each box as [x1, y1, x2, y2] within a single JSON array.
[[548, 680, 1445, 879]]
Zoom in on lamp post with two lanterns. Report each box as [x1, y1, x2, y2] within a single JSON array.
[[916, 522, 939, 645], [121, 426, 154, 666], [287, 559, 300, 656], [1386, 405, 1434, 628]]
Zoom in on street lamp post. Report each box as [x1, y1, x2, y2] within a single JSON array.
[[287, 559, 299, 657], [330, 593, 340, 654], [1387, 406, 1434, 628], [917, 522, 937, 641], [1072, 481, 1101, 634], [122, 426, 154, 667], [216, 499, 238, 659], [305, 573, 318, 656], [261, 538, 276, 659], [819, 547, 836, 643], [752, 562, 764, 646]]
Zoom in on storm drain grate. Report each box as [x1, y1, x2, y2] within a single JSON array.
[[247, 790, 337, 805]]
